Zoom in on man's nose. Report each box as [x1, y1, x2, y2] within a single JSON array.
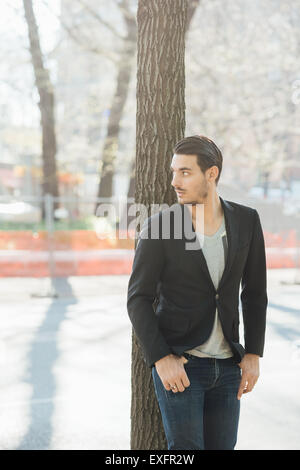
[[171, 173, 179, 187]]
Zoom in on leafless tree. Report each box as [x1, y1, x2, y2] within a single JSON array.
[[23, 0, 59, 213]]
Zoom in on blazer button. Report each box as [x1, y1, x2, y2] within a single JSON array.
[[215, 293, 219, 299]]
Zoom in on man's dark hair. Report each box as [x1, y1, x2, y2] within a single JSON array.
[[173, 135, 223, 186]]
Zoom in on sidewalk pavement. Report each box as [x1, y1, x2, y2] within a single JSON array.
[[0, 269, 299, 449]]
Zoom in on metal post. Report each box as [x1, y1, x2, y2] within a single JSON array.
[[32, 194, 58, 298]]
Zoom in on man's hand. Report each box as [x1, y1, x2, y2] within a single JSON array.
[[155, 354, 190, 393], [237, 353, 260, 400]]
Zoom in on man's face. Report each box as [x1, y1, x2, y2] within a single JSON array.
[[170, 154, 211, 204]]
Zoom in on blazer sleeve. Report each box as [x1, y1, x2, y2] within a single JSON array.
[[240, 209, 268, 356], [127, 216, 174, 368]]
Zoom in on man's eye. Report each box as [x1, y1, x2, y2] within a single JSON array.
[[183, 172, 189, 176]]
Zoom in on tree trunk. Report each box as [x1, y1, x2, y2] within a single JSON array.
[[130, 0, 188, 450], [122, 0, 200, 230], [23, 0, 59, 217]]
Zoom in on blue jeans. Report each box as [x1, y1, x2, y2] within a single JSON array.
[[151, 353, 242, 450]]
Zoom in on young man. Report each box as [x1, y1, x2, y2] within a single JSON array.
[[127, 135, 268, 450]]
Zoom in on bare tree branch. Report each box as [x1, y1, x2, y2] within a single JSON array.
[[75, 0, 126, 40], [115, 0, 136, 23], [186, 0, 201, 31], [40, 0, 120, 64]]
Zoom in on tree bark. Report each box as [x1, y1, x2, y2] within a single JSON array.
[[123, 0, 200, 229], [130, 0, 188, 450], [23, 0, 59, 215]]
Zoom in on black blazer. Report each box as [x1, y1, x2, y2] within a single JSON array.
[[127, 197, 268, 368]]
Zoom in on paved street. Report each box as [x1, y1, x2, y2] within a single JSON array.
[[0, 269, 299, 450]]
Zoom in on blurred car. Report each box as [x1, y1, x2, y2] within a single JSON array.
[[0, 201, 41, 223], [283, 199, 300, 216]]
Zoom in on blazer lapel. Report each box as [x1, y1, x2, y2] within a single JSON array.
[[218, 197, 239, 289], [180, 196, 240, 290]]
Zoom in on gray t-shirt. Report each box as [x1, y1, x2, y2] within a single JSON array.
[[185, 215, 233, 359]]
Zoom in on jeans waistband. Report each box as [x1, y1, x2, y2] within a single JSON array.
[[183, 352, 236, 363]]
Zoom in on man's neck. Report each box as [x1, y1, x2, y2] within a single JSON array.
[[190, 193, 223, 226]]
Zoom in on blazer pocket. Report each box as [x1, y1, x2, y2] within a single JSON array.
[[158, 311, 190, 335], [160, 296, 198, 314]]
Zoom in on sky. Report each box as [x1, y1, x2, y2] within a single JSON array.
[[1, 1, 61, 51], [0, 1, 61, 127]]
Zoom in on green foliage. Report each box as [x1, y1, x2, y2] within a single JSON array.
[[0, 216, 96, 232]]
